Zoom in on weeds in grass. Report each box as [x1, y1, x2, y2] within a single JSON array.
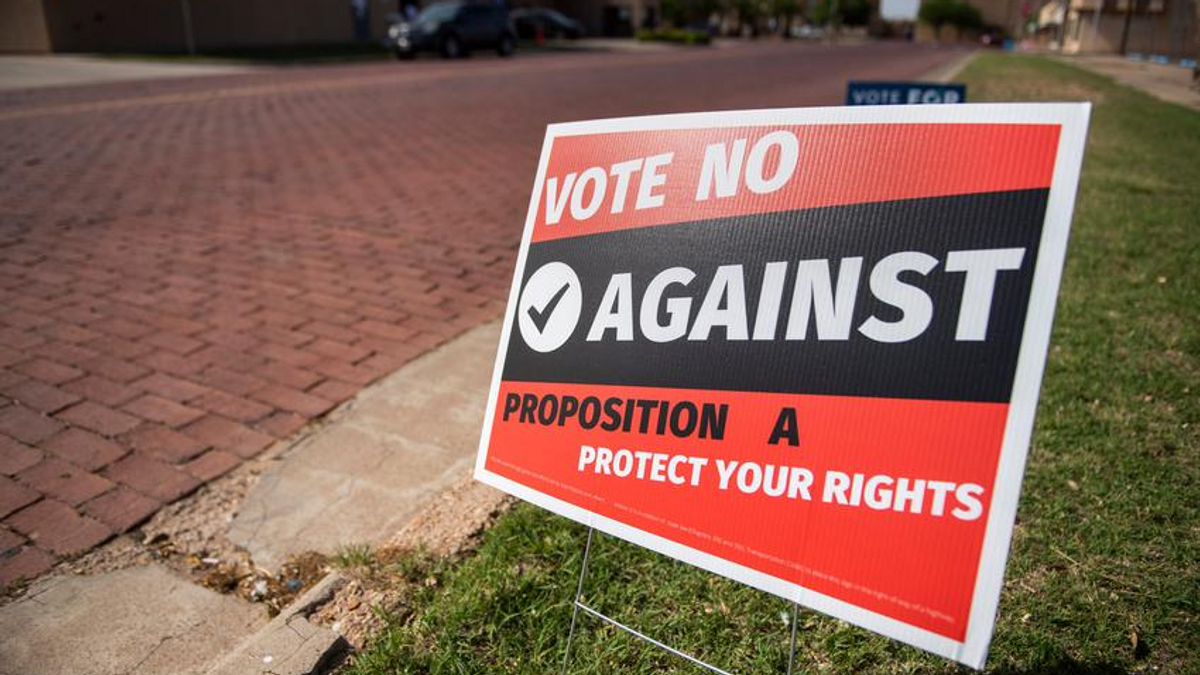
[[333, 544, 376, 570]]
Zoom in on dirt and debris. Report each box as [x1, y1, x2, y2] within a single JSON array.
[[10, 424, 509, 653], [311, 546, 456, 650], [67, 456, 265, 578], [183, 548, 331, 616], [313, 557, 419, 650], [312, 476, 513, 649], [39, 465, 511, 640], [55, 455, 332, 615], [386, 474, 512, 556]]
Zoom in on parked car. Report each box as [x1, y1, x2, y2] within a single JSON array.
[[386, 2, 516, 59], [509, 7, 585, 40]]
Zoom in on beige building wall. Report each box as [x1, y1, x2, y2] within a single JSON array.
[[0, 0, 53, 52], [41, 0, 188, 52], [1062, 0, 1195, 56], [23, 0, 380, 53], [186, 0, 358, 48]]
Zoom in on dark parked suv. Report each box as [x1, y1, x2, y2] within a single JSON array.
[[387, 2, 516, 59], [509, 7, 584, 40]]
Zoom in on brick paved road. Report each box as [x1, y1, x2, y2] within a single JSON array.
[[0, 41, 962, 585]]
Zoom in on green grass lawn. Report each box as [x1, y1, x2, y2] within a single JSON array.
[[343, 54, 1200, 675]]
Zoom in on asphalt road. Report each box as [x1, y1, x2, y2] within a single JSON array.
[[0, 41, 965, 585]]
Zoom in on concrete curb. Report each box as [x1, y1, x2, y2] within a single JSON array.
[[201, 471, 510, 673], [200, 322, 507, 672], [924, 50, 977, 83], [204, 573, 349, 675]]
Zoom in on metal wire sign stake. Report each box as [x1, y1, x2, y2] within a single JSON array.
[[560, 527, 803, 675]]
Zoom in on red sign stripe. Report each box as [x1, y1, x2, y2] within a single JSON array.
[[487, 380, 1010, 640]]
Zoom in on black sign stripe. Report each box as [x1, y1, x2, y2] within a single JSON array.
[[503, 188, 1048, 403]]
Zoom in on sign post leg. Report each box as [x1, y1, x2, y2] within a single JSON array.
[[560, 527, 595, 675], [786, 602, 800, 675], [560, 527, 806, 675]]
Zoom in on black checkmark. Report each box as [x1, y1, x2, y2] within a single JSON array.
[[527, 282, 571, 333]]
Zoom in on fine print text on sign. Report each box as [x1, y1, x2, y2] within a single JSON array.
[[475, 104, 1090, 669], [846, 81, 967, 105]]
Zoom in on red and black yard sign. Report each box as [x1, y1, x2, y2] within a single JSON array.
[[475, 104, 1090, 668]]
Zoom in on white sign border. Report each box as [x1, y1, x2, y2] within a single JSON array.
[[473, 102, 1091, 670]]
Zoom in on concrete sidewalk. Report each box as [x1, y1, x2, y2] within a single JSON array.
[[0, 55, 254, 91], [226, 322, 500, 570], [1063, 54, 1200, 111]]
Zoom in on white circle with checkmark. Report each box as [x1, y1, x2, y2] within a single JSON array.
[[517, 261, 583, 353]]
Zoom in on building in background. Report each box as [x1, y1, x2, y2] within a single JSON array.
[[1058, 0, 1196, 57], [1, 0, 388, 53], [906, 0, 1194, 58], [1, 0, 48, 52], [1, 0, 659, 53]]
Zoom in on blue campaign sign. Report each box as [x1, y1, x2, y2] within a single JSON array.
[[846, 81, 967, 106]]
